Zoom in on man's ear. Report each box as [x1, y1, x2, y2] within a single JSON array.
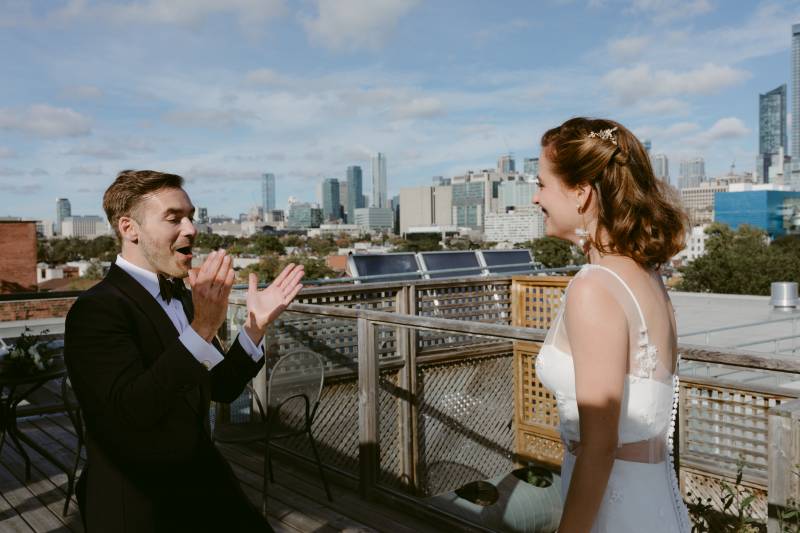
[[118, 216, 139, 244]]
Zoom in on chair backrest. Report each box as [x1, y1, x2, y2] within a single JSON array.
[[267, 350, 324, 412], [61, 376, 85, 439]]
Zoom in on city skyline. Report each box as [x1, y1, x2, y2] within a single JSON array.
[[1, 1, 799, 220]]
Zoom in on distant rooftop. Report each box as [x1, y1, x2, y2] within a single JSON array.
[[672, 290, 800, 390]]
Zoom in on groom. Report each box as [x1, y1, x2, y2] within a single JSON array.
[[65, 169, 303, 532]]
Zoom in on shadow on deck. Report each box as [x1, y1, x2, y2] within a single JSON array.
[[0, 413, 449, 533]]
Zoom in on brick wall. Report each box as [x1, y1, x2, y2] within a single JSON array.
[[0, 297, 77, 321], [0, 222, 37, 293]]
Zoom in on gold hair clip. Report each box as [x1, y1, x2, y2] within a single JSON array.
[[587, 126, 618, 145]]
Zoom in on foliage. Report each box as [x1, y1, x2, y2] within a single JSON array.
[[305, 236, 337, 257], [391, 236, 442, 252], [516, 237, 585, 269], [38, 236, 118, 264], [446, 237, 483, 250], [686, 460, 763, 532], [82, 260, 105, 279], [1, 328, 60, 375], [193, 232, 239, 252], [240, 253, 338, 283], [677, 224, 800, 295]]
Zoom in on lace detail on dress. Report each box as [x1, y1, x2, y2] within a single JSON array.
[[635, 326, 659, 379]]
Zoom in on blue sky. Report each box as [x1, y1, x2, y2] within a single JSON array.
[[1, 0, 798, 221]]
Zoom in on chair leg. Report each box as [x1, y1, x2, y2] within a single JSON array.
[[63, 438, 83, 516], [307, 429, 332, 501], [262, 441, 272, 515], [8, 428, 31, 482], [267, 445, 274, 483]]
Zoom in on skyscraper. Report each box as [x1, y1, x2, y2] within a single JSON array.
[[523, 157, 539, 176], [321, 178, 340, 221], [498, 154, 515, 174], [346, 166, 363, 224], [262, 173, 276, 212], [56, 198, 71, 235], [758, 84, 787, 182], [371, 153, 387, 208], [679, 158, 705, 189], [793, 24, 800, 161], [651, 154, 669, 183]]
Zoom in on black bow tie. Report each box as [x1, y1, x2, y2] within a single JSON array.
[[157, 274, 189, 304]]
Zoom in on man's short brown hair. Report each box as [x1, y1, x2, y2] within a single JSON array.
[[103, 170, 184, 241]]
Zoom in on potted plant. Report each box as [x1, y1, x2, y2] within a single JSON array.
[[0, 328, 62, 376]]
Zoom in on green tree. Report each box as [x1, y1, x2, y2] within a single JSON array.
[[305, 236, 336, 257], [518, 237, 585, 268], [82, 260, 105, 280], [250, 235, 285, 256], [241, 253, 337, 283], [677, 223, 799, 295]]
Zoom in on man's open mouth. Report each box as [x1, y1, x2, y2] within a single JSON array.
[[176, 246, 192, 256]]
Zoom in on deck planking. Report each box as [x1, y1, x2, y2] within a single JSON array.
[[1, 413, 451, 532]]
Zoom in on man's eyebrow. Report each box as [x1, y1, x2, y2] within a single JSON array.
[[163, 207, 194, 216]]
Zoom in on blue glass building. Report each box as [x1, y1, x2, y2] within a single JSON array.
[[714, 190, 800, 237]]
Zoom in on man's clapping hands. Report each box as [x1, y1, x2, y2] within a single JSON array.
[[188, 249, 304, 344]]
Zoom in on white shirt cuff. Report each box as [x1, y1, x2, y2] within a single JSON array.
[[236, 331, 265, 363], [180, 327, 225, 370]]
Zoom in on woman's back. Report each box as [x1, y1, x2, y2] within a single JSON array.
[[535, 261, 691, 531]]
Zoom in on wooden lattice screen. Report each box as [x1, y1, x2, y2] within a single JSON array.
[[511, 275, 571, 469]]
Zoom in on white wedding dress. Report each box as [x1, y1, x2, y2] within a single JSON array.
[[535, 264, 691, 532]]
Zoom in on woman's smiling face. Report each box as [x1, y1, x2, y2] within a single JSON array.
[[533, 150, 584, 244]]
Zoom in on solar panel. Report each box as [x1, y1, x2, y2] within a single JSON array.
[[348, 253, 421, 283], [480, 249, 534, 275], [419, 251, 483, 279]]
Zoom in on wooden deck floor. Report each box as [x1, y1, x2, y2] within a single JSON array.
[[0, 414, 449, 533]]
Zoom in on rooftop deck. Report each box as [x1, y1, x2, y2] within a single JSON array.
[[0, 413, 449, 533]]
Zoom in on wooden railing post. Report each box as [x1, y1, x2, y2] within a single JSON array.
[[358, 317, 379, 499], [396, 286, 420, 493], [768, 399, 800, 533]]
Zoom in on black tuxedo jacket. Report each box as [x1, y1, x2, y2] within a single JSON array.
[[65, 263, 270, 532]]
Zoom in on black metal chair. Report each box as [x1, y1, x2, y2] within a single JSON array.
[[60, 375, 85, 516], [213, 350, 331, 513]]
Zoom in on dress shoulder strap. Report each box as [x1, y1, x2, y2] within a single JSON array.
[[580, 264, 649, 332]]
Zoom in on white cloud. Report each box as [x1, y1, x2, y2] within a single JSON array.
[[64, 138, 155, 159], [0, 167, 20, 177], [698, 117, 749, 143], [52, 0, 286, 33], [66, 165, 105, 176], [244, 68, 289, 87], [0, 183, 43, 195], [0, 147, 15, 159], [391, 97, 446, 120], [162, 108, 253, 129], [607, 36, 649, 62], [603, 63, 749, 104], [0, 104, 91, 138], [62, 84, 105, 100], [626, 0, 713, 22], [301, 0, 420, 51], [639, 98, 689, 115]]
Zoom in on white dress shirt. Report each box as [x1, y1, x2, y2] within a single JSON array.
[[115, 255, 264, 370]]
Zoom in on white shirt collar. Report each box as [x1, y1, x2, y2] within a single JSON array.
[[115, 254, 161, 299]]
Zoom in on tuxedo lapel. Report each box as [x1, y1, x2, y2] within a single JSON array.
[[106, 263, 177, 347], [106, 263, 204, 417]]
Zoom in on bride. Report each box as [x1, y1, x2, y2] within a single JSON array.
[[532, 117, 692, 532]]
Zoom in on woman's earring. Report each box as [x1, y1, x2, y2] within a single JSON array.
[[575, 227, 589, 249]]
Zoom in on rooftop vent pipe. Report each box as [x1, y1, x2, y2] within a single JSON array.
[[771, 282, 799, 310]]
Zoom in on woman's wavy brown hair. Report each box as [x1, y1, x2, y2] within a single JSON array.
[[541, 117, 687, 268]]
